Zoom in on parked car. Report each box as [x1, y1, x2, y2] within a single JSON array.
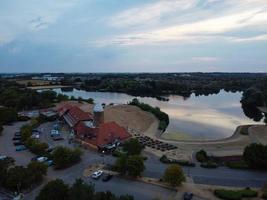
[[14, 132, 21, 137], [183, 192, 193, 200], [16, 145, 27, 151], [31, 156, 39, 161], [12, 136, 22, 141], [13, 141, 23, 146], [31, 134, 40, 139], [0, 155, 7, 160], [46, 147, 54, 153], [45, 160, 54, 166], [50, 130, 59, 137], [37, 156, 48, 162], [102, 174, 113, 182], [53, 135, 64, 141], [91, 170, 103, 179]]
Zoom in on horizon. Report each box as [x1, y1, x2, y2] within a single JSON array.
[[0, 0, 267, 73]]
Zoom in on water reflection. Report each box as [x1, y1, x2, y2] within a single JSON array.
[[52, 89, 263, 140]]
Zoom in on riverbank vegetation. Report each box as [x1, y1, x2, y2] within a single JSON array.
[[128, 98, 169, 131]]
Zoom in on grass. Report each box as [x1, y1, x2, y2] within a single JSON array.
[[225, 160, 249, 169]]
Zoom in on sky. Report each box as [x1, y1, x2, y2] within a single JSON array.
[[0, 0, 267, 73]]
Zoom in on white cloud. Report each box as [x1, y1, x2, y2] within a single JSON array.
[[100, 0, 267, 46], [109, 0, 197, 28], [192, 57, 220, 62]]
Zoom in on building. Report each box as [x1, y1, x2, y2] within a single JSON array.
[[57, 104, 131, 151]]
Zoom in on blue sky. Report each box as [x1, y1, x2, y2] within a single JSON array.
[[0, 0, 267, 73]]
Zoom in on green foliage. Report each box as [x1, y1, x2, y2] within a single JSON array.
[[196, 149, 208, 163], [0, 157, 15, 187], [159, 155, 195, 167], [36, 179, 69, 200], [0, 107, 17, 124], [20, 124, 33, 142], [214, 188, 257, 200], [123, 138, 143, 155], [114, 154, 145, 177], [126, 155, 145, 177], [225, 160, 249, 169], [243, 143, 267, 169], [128, 98, 169, 131], [52, 146, 82, 169], [86, 98, 94, 104], [163, 164, 185, 187], [25, 138, 49, 155], [69, 178, 95, 200], [36, 178, 134, 200], [200, 161, 218, 168], [3, 161, 47, 192]]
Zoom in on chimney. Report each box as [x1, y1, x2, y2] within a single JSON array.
[[93, 103, 104, 127]]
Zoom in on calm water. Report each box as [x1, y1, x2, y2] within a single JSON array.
[[52, 88, 261, 140]]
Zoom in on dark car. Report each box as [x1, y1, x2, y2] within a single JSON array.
[[31, 156, 39, 161], [183, 192, 193, 200], [13, 141, 23, 146], [53, 136, 64, 141], [12, 136, 21, 141], [14, 132, 21, 137], [102, 174, 113, 182]]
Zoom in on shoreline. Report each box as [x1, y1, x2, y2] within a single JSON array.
[[28, 85, 72, 90]]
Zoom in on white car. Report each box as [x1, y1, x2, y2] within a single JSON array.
[[50, 130, 59, 137], [0, 155, 7, 160], [91, 170, 103, 179], [37, 156, 48, 163]]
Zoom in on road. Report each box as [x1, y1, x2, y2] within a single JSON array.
[[2, 122, 267, 200]]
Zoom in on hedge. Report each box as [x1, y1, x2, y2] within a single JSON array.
[[214, 189, 257, 200]]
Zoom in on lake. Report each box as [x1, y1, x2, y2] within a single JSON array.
[[52, 88, 262, 140]]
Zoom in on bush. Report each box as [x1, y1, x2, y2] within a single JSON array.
[[196, 150, 208, 162], [159, 155, 195, 167], [214, 189, 257, 200], [243, 143, 267, 169], [123, 138, 143, 155], [225, 160, 249, 169], [163, 164, 185, 186], [200, 161, 218, 168]]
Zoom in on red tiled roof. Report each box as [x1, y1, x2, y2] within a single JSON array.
[[77, 121, 131, 147]]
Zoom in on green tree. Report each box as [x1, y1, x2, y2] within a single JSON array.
[[87, 98, 94, 104], [27, 161, 47, 184], [114, 154, 127, 175], [69, 179, 94, 200], [123, 138, 143, 155], [5, 166, 28, 192], [126, 155, 145, 177], [163, 164, 185, 187], [0, 107, 17, 124], [52, 146, 82, 169], [0, 157, 14, 187], [36, 179, 69, 200], [243, 143, 267, 169]]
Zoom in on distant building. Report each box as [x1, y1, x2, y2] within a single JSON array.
[[57, 104, 131, 150]]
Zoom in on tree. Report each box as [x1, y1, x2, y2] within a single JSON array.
[[163, 164, 185, 187], [36, 179, 69, 200], [0, 157, 14, 187], [5, 166, 28, 192], [69, 179, 94, 200], [52, 146, 82, 169], [243, 143, 267, 169], [87, 98, 94, 104], [0, 107, 17, 124], [123, 139, 143, 156], [27, 161, 47, 184], [126, 155, 145, 177], [114, 154, 127, 175]]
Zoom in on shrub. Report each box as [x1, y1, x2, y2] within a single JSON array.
[[214, 189, 257, 200], [196, 150, 208, 162], [163, 164, 185, 186], [159, 155, 195, 167], [243, 143, 267, 169], [200, 161, 218, 168], [123, 138, 143, 155], [225, 160, 249, 169]]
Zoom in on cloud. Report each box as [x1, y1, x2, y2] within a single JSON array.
[[192, 57, 220, 62], [0, 0, 77, 44], [109, 0, 197, 28], [99, 0, 267, 46], [231, 34, 267, 43]]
